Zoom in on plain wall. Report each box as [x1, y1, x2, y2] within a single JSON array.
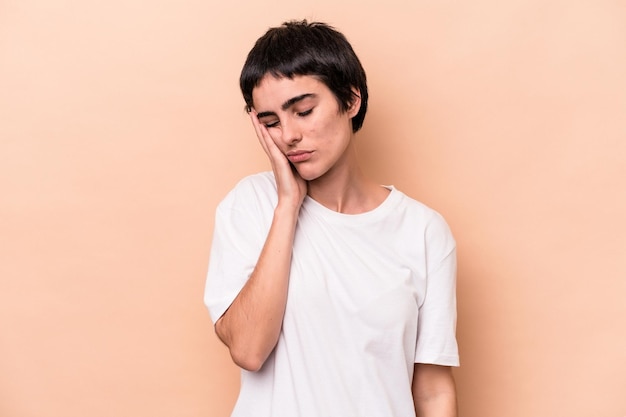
[[1, 1, 625, 416]]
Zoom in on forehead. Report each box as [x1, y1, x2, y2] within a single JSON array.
[[252, 74, 328, 110]]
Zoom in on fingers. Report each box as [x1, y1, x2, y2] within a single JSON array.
[[248, 110, 306, 204], [249, 110, 272, 156], [249, 110, 288, 166]]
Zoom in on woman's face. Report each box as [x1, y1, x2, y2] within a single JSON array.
[[252, 74, 360, 182]]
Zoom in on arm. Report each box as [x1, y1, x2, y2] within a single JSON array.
[[412, 364, 458, 417], [214, 111, 306, 372], [215, 205, 297, 371]]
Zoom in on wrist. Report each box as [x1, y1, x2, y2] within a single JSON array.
[[274, 202, 301, 221]]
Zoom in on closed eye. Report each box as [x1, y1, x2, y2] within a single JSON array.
[[261, 108, 312, 128]]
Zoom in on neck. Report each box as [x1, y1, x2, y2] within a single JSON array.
[[307, 145, 388, 214]]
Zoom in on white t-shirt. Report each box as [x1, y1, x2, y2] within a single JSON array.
[[205, 172, 459, 417]]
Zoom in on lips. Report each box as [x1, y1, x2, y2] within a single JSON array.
[[286, 150, 313, 163]]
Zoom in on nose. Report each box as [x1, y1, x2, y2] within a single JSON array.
[[280, 119, 302, 147]]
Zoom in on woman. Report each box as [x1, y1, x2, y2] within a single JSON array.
[[205, 20, 459, 417]]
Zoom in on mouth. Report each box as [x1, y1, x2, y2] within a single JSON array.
[[286, 150, 313, 163]]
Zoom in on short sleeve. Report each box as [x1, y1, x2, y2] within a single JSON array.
[[414, 213, 459, 366], [203, 175, 275, 323]]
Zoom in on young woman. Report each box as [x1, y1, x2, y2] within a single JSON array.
[[205, 20, 459, 417]]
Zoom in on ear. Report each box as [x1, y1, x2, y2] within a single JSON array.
[[347, 87, 362, 118]]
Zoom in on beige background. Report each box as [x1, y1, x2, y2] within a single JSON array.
[[1, 1, 625, 416]]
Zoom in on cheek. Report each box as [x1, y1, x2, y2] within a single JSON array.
[[319, 117, 350, 144], [309, 112, 341, 138]]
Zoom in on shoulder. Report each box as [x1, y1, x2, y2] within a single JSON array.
[[394, 189, 451, 228], [218, 171, 277, 210], [213, 172, 277, 236], [393, 188, 456, 251]]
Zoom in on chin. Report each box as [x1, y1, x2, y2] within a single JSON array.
[[295, 165, 324, 182], [298, 172, 321, 182]]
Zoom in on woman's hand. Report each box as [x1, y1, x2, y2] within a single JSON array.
[[250, 110, 307, 210], [214, 111, 306, 371]]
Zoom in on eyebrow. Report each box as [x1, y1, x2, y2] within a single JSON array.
[[256, 93, 316, 119]]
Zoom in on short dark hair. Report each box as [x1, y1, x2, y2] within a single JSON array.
[[239, 20, 369, 133]]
